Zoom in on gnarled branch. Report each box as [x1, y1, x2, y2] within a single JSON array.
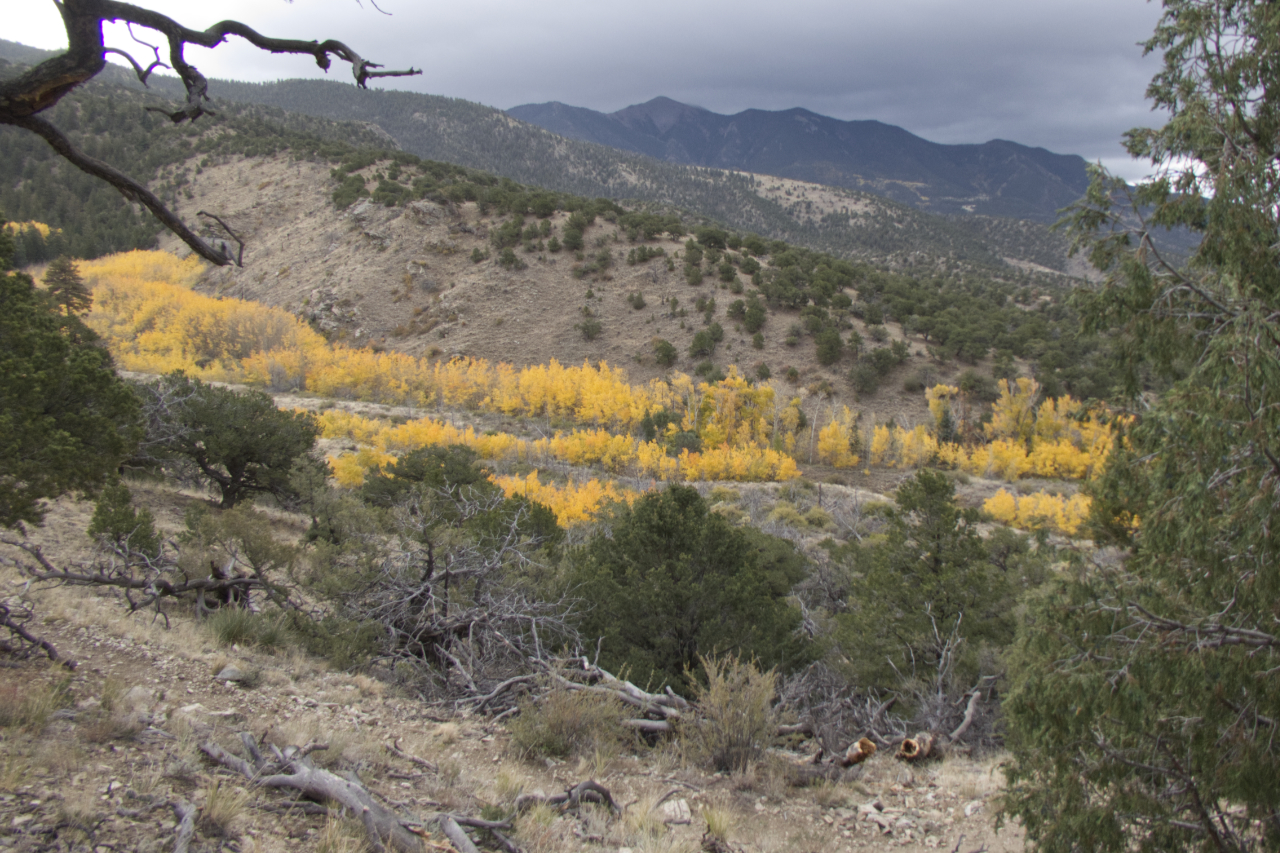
[[0, 0, 421, 266]]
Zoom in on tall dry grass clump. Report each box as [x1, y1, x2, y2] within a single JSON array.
[[508, 682, 631, 761], [683, 654, 778, 773]]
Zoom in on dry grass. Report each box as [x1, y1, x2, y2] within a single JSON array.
[[80, 709, 144, 744], [0, 753, 29, 791], [493, 765, 526, 803], [35, 740, 86, 778], [622, 791, 667, 842], [316, 813, 372, 853], [508, 683, 630, 761], [683, 655, 778, 773], [701, 805, 733, 842], [55, 792, 101, 836], [0, 671, 69, 731], [199, 779, 251, 837]]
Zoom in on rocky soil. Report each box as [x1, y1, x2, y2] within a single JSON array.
[[0, 487, 1025, 853]]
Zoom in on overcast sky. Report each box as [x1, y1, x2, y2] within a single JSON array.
[[12, 0, 1168, 181]]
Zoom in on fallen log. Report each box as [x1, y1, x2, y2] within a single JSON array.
[[201, 733, 422, 853], [895, 731, 935, 762], [840, 737, 877, 766], [438, 816, 481, 853]]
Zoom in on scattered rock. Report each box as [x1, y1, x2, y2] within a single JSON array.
[[215, 666, 246, 682], [660, 799, 691, 825]]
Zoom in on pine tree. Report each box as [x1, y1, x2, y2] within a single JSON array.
[[42, 256, 91, 316], [0, 221, 139, 528]]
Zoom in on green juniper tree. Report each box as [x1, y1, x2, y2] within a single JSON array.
[[570, 485, 814, 688], [136, 373, 318, 509], [1002, 2, 1280, 850], [832, 471, 1013, 701], [0, 220, 139, 529]]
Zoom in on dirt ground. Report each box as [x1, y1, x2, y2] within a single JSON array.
[[0, 486, 1026, 853]]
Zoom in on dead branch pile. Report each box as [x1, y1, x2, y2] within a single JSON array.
[[203, 730, 620, 853], [331, 489, 577, 703], [1, 533, 294, 625]]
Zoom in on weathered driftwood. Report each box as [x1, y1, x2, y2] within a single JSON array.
[[514, 780, 620, 814], [438, 816, 481, 853], [201, 733, 422, 853], [542, 657, 687, 721], [172, 800, 196, 853]]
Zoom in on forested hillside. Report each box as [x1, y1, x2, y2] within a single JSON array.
[[0, 40, 1079, 276]]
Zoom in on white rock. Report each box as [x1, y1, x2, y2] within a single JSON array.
[[215, 666, 245, 682], [963, 800, 984, 818], [660, 799, 691, 825]]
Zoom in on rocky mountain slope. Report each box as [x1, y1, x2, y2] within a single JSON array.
[[0, 482, 1023, 853]]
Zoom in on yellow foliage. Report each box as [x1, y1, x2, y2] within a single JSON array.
[[80, 250, 818, 484], [815, 406, 860, 468], [986, 377, 1040, 444], [925, 384, 960, 433], [492, 471, 639, 526], [983, 489, 1092, 536], [3, 221, 54, 238], [897, 425, 937, 468], [869, 425, 897, 466], [328, 447, 396, 488]]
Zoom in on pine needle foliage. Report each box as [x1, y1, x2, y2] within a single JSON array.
[[1001, 3, 1280, 850]]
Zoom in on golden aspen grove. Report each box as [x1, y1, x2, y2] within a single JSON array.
[[76, 250, 1111, 532]]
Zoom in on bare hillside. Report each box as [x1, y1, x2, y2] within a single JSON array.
[[156, 154, 992, 434]]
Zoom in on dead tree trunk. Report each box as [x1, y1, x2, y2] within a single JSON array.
[[201, 733, 422, 853]]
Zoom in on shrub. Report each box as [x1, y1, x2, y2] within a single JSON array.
[[683, 654, 779, 773], [571, 487, 813, 687], [508, 684, 630, 760], [627, 291, 646, 310], [652, 338, 678, 367], [576, 318, 603, 341], [88, 482, 161, 559], [689, 330, 716, 358], [849, 363, 880, 396]]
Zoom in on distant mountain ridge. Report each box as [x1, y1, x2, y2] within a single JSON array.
[[0, 39, 1087, 276], [508, 97, 1090, 223]]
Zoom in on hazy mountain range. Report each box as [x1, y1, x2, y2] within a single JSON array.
[[0, 39, 1089, 274], [508, 97, 1091, 223]]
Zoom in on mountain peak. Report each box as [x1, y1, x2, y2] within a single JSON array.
[[507, 98, 1089, 222], [610, 97, 710, 135]]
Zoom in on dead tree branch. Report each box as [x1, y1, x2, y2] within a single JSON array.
[[0, 0, 421, 265], [202, 732, 422, 853]]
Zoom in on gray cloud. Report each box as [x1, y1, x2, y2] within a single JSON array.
[[14, 0, 1168, 180]]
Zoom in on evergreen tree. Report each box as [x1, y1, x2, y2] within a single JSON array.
[[570, 485, 814, 687], [0, 219, 139, 529], [42, 256, 91, 316], [833, 470, 1013, 695], [1002, 3, 1280, 849], [138, 373, 318, 509]]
